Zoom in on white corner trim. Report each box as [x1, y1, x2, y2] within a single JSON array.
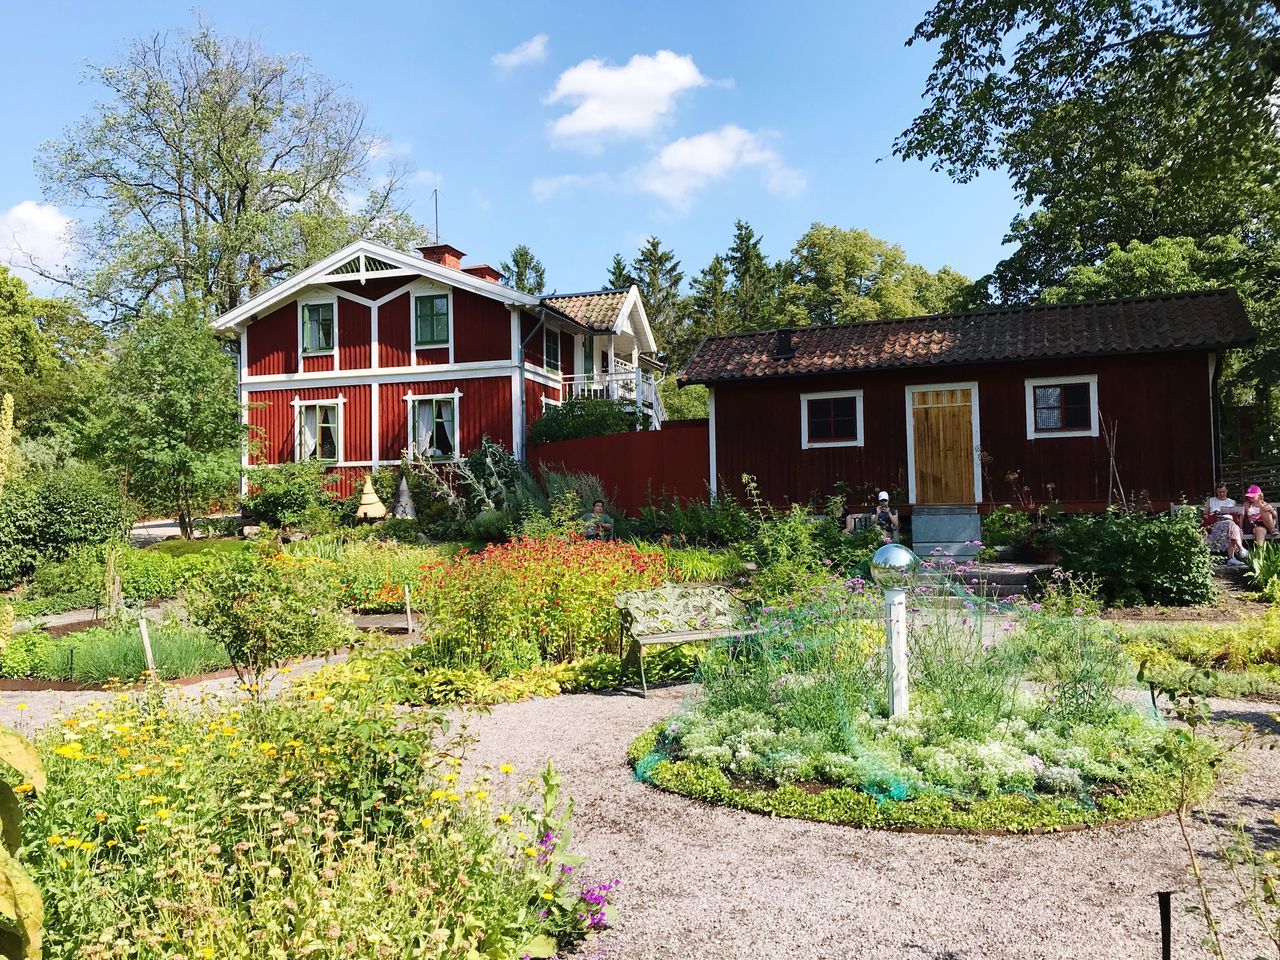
[[371, 382, 381, 470], [800, 389, 865, 449], [904, 381, 982, 504], [1024, 374, 1099, 439], [708, 386, 718, 499]]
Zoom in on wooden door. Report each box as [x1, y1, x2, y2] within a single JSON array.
[[909, 386, 977, 504]]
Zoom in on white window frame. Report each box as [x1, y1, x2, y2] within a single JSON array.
[[800, 389, 864, 449], [413, 290, 452, 348], [543, 325, 561, 373], [298, 295, 338, 356], [1024, 374, 1099, 439], [291, 395, 345, 463], [403, 388, 463, 461], [409, 281, 454, 363]]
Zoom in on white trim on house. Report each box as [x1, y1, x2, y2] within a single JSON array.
[[243, 359, 530, 387], [708, 387, 718, 499], [904, 381, 982, 504], [543, 324, 561, 373], [291, 393, 347, 463], [619, 285, 657, 353], [238, 331, 249, 495], [370, 381, 381, 471], [298, 294, 338, 359], [799, 389, 865, 449], [403, 388, 463, 461], [1023, 374, 1099, 439], [212, 239, 540, 332]]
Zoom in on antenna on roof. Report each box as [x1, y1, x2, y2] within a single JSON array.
[[430, 187, 440, 244]]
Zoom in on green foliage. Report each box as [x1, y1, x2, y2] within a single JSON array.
[[814, 497, 885, 576], [1033, 568, 1104, 618], [661, 546, 746, 583], [186, 549, 352, 685], [982, 504, 1032, 548], [527, 396, 647, 446], [1, 620, 230, 683], [500, 244, 547, 295], [1246, 542, 1280, 595], [1124, 607, 1280, 699], [1017, 615, 1133, 725], [736, 477, 833, 604], [28, 684, 608, 958], [91, 304, 241, 537], [1050, 509, 1214, 607], [243, 459, 342, 528], [631, 492, 752, 548], [659, 380, 707, 420]]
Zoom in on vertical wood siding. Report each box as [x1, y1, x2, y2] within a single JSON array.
[[453, 289, 513, 362], [416, 347, 450, 365], [559, 331, 575, 377], [379, 293, 412, 368], [520, 312, 544, 366], [245, 302, 296, 376], [246, 385, 370, 465], [331, 277, 411, 301], [710, 352, 1215, 510], [338, 298, 372, 370], [376, 377, 513, 463], [301, 354, 334, 373]]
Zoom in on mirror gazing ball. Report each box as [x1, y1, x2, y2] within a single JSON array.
[[870, 543, 920, 588]]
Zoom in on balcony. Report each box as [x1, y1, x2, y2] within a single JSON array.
[[561, 355, 664, 427]]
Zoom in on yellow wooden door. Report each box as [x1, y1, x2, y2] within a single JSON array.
[[910, 387, 975, 504]]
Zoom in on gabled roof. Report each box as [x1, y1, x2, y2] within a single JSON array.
[[210, 239, 541, 332], [541, 286, 656, 353], [680, 289, 1256, 385]]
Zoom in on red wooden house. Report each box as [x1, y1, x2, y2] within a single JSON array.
[[210, 239, 661, 496], [679, 290, 1256, 511]]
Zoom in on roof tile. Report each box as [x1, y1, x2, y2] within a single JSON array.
[[543, 289, 629, 332]]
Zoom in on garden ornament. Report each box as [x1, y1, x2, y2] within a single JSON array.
[[393, 476, 416, 521], [354, 475, 387, 521], [870, 543, 920, 717]]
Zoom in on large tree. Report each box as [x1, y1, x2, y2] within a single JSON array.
[[630, 237, 687, 362], [37, 22, 423, 322], [604, 253, 634, 290], [726, 220, 780, 330], [500, 244, 547, 295], [90, 303, 242, 537]]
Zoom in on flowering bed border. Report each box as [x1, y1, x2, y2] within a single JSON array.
[[627, 722, 1190, 835]]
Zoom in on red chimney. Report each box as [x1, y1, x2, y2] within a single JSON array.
[[417, 243, 466, 269], [462, 264, 503, 283]]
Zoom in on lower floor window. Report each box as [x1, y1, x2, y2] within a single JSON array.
[[801, 390, 863, 447], [411, 397, 456, 459], [299, 404, 339, 462]]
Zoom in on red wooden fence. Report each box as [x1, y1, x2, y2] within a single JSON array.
[[527, 420, 710, 515]]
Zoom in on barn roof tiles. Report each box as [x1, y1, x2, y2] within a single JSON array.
[[679, 289, 1256, 385], [543, 289, 631, 332]]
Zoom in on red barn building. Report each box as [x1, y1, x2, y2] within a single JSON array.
[[210, 240, 661, 496], [680, 290, 1256, 511]]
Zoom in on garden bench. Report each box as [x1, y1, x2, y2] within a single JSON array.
[[616, 584, 758, 697]]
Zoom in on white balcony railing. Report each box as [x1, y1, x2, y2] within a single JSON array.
[[562, 368, 664, 426]]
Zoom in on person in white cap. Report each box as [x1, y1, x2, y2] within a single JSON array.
[[874, 491, 900, 541]]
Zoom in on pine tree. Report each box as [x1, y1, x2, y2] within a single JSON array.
[[726, 219, 778, 330], [630, 237, 686, 361], [604, 253, 633, 290], [499, 244, 547, 294], [683, 255, 734, 365]]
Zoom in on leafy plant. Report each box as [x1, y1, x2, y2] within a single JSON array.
[[1246, 542, 1280, 595], [242, 460, 342, 528], [527, 396, 647, 446]]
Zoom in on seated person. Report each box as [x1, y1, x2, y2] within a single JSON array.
[[1202, 480, 1248, 566], [873, 491, 899, 541], [582, 499, 614, 540], [1243, 484, 1278, 548]]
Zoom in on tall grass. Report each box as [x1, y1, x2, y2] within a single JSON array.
[[17, 620, 230, 682]]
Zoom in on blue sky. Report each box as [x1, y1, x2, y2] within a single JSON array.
[[0, 1, 1022, 297]]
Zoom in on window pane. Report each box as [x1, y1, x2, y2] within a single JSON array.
[[301, 407, 317, 459], [318, 406, 337, 461], [435, 399, 455, 456], [1033, 385, 1060, 410], [303, 304, 334, 352], [807, 396, 857, 442], [415, 296, 449, 345], [1035, 407, 1062, 430]]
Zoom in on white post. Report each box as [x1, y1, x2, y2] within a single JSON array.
[[139, 618, 156, 673], [885, 586, 908, 717], [404, 584, 414, 635]]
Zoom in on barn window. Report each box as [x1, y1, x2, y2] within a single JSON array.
[[800, 390, 864, 448], [301, 301, 335, 354], [544, 327, 561, 372], [409, 396, 457, 459], [414, 294, 450, 346], [297, 402, 340, 463], [1025, 376, 1099, 439]]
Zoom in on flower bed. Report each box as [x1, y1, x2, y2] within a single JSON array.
[[629, 592, 1201, 832], [1125, 606, 1280, 700], [26, 683, 613, 958]]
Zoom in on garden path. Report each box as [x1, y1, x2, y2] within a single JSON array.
[[460, 686, 1277, 960]]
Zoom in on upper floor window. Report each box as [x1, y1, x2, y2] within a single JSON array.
[[410, 396, 456, 459], [298, 402, 339, 462], [1025, 375, 1098, 438], [544, 327, 561, 372], [415, 294, 449, 347], [801, 390, 864, 448], [301, 301, 335, 354]]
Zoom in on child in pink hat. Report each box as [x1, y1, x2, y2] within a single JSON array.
[[1242, 485, 1278, 548]]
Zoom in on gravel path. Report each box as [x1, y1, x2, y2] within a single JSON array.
[[459, 686, 1278, 960]]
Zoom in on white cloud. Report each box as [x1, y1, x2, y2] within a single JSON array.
[[493, 34, 549, 71], [531, 172, 613, 201], [634, 125, 805, 207], [409, 169, 443, 188], [0, 200, 72, 288], [546, 50, 707, 143], [368, 137, 412, 160]]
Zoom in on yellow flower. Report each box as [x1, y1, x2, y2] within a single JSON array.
[[429, 790, 445, 801], [54, 743, 83, 760], [12, 784, 33, 794], [474, 790, 488, 800], [135, 825, 147, 834], [496, 813, 511, 824], [46, 836, 63, 845], [524, 846, 537, 857], [420, 816, 434, 829], [15, 704, 26, 711], [541, 891, 553, 901], [94, 811, 107, 822], [154, 809, 172, 820], [443, 773, 458, 782], [446, 793, 460, 803], [499, 764, 514, 775]]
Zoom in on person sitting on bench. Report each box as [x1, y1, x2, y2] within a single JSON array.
[[582, 500, 614, 540], [1242, 484, 1278, 549], [1202, 480, 1248, 567]]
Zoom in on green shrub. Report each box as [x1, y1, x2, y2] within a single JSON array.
[[982, 504, 1032, 548], [737, 477, 833, 604], [1050, 508, 1214, 606], [242, 460, 342, 528], [814, 496, 885, 575], [631, 491, 752, 547], [1246, 542, 1280, 596], [527, 396, 647, 446], [467, 507, 516, 543], [662, 546, 747, 583]]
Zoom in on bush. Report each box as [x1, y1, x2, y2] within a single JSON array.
[[814, 496, 885, 576], [414, 535, 667, 672], [982, 504, 1032, 548], [1050, 508, 1214, 606], [662, 546, 747, 583], [0, 466, 126, 588], [631, 492, 752, 547], [242, 461, 342, 528], [527, 396, 647, 446]]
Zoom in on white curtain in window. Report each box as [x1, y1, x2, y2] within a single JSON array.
[[300, 407, 317, 460], [414, 401, 433, 457], [436, 400, 455, 453]]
